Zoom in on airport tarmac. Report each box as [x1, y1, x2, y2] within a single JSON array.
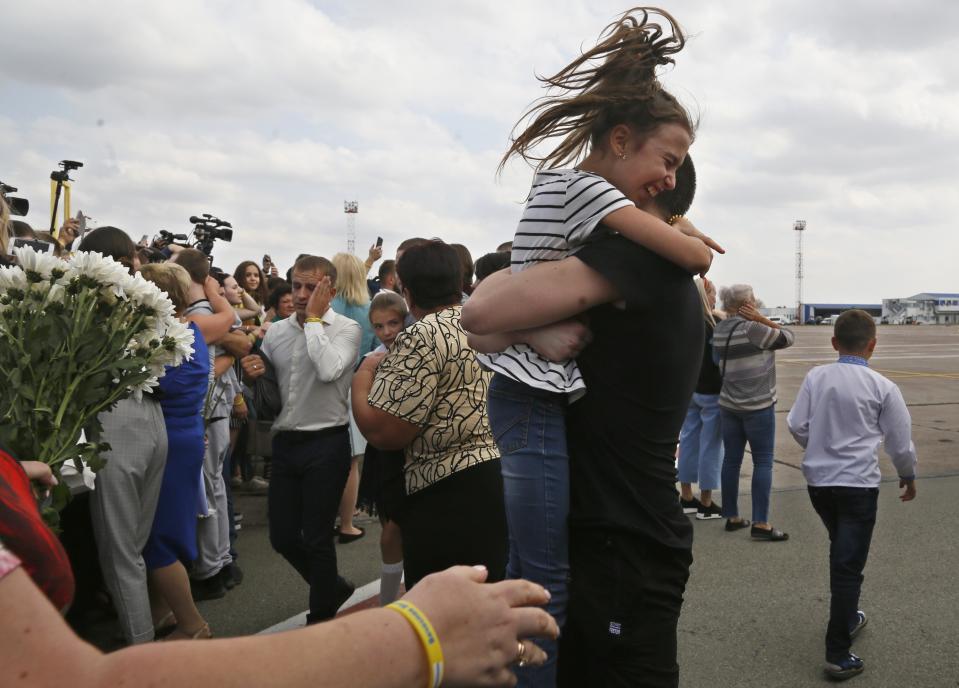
[[198, 325, 957, 686]]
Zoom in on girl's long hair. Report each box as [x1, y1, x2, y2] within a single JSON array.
[[234, 260, 269, 305], [696, 278, 717, 329], [331, 253, 371, 307], [500, 6, 693, 173]]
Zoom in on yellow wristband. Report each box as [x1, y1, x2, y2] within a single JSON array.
[[386, 601, 444, 688], [305, 316, 323, 324], [233, 396, 246, 407]]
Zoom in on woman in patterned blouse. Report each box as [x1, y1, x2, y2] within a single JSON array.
[[352, 240, 507, 588]]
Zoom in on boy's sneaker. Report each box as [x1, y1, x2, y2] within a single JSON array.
[[825, 653, 864, 680], [696, 501, 723, 520], [849, 610, 868, 641], [680, 497, 701, 514]]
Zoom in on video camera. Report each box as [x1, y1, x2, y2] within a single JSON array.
[[50, 160, 83, 184], [188, 214, 233, 258], [0, 181, 29, 217]]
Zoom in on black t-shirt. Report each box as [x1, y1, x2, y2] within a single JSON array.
[[567, 234, 703, 549], [696, 321, 722, 395]]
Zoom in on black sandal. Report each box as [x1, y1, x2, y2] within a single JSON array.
[[750, 525, 789, 541], [725, 518, 751, 532]]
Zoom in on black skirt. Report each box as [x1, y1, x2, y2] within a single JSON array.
[[357, 444, 406, 522]]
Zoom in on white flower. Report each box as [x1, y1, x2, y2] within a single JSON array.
[[130, 375, 161, 402], [0, 266, 28, 291], [13, 245, 68, 282], [44, 283, 66, 306], [67, 251, 131, 287], [159, 319, 195, 366]]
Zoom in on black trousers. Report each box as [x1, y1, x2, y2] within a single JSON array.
[[807, 485, 878, 661], [398, 459, 508, 589], [269, 427, 351, 622], [559, 530, 692, 688]]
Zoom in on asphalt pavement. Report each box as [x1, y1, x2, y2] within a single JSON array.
[[185, 325, 959, 685]]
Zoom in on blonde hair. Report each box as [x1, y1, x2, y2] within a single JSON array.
[[0, 195, 9, 257], [695, 278, 716, 328], [331, 253, 370, 307], [369, 291, 409, 322], [140, 262, 192, 313]]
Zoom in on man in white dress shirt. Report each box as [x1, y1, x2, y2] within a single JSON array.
[[787, 309, 917, 681], [242, 255, 361, 623]]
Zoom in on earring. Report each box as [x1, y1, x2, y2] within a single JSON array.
[[620, 153, 628, 160]]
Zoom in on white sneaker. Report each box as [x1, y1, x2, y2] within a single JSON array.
[[241, 476, 270, 492]]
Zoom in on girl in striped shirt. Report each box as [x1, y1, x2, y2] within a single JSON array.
[[466, 8, 721, 686]]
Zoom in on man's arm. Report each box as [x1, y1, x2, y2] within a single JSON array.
[[218, 331, 253, 358], [187, 277, 237, 344], [306, 320, 361, 383], [461, 259, 618, 336], [467, 320, 592, 362], [212, 354, 235, 378]]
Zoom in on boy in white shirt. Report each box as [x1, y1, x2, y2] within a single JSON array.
[[787, 309, 917, 681]]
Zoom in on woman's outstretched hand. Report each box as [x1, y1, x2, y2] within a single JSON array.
[[403, 566, 558, 687]]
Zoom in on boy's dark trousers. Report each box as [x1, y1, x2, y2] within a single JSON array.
[[807, 486, 879, 661]]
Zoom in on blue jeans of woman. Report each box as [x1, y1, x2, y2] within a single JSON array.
[[487, 373, 569, 688], [719, 405, 775, 523], [677, 393, 724, 491]]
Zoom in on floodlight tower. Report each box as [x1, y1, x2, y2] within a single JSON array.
[[794, 220, 806, 323], [344, 201, 358, 255]]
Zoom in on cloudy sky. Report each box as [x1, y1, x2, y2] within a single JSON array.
[[2, 0, 956, 307]]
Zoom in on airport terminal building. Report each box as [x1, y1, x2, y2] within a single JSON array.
[[882, 292, 959, 325], [800, 303, 882, 324]]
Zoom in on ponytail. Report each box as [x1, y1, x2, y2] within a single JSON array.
[[500, 7, 692, 173]]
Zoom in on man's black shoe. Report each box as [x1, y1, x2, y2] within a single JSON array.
[[221, 563, 243, 590], [334, 577, 355, 613], [190, 574, 226, 601]]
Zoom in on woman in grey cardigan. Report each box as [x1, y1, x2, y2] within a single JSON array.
[[79, 227, 170, 644], [713, 284, 794, 541]]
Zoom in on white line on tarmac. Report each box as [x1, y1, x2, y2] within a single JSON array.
[[257, 578, 385, 635], [787, 343, 956, 351], [780, 354, 959, 363]]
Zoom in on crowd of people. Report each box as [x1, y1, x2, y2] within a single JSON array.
[[0, 6, 920, 688]]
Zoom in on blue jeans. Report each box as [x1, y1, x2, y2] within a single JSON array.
[[720, 405, 775, 523], [808, 486, 878, 661], [488, 374, 569, 688], [677, 393, 724, 491]]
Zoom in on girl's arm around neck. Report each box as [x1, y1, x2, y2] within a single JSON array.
[[602, 206, 718, 275]]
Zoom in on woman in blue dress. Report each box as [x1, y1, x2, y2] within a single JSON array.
[[140, 263, 235, 640]]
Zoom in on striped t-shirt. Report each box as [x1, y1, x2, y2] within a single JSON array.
[[712, 316, 795, 411], [476, 169, 634, 395]]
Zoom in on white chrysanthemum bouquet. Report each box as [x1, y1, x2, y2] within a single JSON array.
[[0, 246, 194, 507]]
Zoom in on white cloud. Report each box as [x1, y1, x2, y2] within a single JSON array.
[[1, 0, 956, 305]]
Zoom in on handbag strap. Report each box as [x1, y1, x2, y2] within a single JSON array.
[[720, 320, 746, 379]]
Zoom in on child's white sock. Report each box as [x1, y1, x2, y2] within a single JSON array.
[[379, 561, 404, 605]]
